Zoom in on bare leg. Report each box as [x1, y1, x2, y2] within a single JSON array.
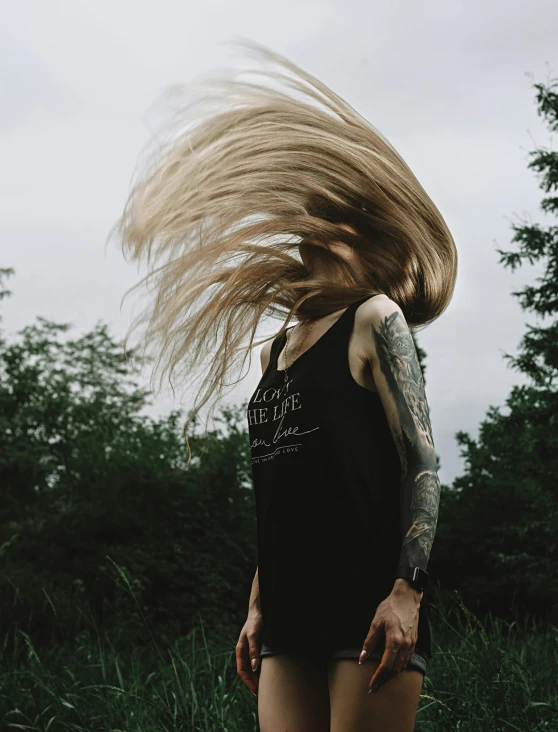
[[257, 654, 331, 732], [327, 659, 424, 732]]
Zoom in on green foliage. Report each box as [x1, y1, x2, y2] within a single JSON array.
[[0, 589, 556, 731], [418, 586, 558, 731], [432, 76, 558, 621], [0, 313, 256, 651], [0, 267, 14, 314]]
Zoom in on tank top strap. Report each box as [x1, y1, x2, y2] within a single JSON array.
[[269, 329, 287, 370], [331, 295, 375, 337], [345, 295, 373, 319], [315, 294, 377, 379]]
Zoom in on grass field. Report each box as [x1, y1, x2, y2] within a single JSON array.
[[1, 588, 557, 731]]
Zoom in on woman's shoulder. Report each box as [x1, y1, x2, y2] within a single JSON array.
[[353, 294, 413, 369], [355, 293, 404, 324], [353, 294, 411, 354]]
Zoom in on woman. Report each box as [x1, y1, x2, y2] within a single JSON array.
[[112, 39, 457, 731]]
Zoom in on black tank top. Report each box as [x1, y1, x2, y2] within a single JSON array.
[[247, 296, 431, 658]]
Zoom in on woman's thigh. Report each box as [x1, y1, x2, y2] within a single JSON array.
[[258, 653, 331, 732], [327, 658, 424, 732]]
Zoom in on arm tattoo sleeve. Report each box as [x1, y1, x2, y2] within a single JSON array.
[[371, 310, 440, 573]]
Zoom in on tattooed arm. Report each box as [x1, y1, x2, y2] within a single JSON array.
[[361, 296, 440, 581]]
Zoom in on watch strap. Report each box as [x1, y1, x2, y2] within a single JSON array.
[[395, 564, 428, 591]]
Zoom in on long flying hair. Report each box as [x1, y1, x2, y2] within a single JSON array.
[[109, 39, 457, 462]]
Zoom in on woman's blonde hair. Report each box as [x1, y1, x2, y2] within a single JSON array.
[[109, 39, 457, 463]]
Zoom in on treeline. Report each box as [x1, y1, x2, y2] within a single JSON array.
[[0, 305, 257, 650]]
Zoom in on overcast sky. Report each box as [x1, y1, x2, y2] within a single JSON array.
[[1, 0, 557, 486]]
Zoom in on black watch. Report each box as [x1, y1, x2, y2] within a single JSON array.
[[395, 565, 428, 593]]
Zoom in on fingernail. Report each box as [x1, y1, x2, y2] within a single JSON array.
[[358, 650, 368, 665], [251, 658, 258, 671]]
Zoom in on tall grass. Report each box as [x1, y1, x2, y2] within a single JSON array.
[[418, 587, 558, 730], [0, 577, 556, 731], [0, 619, 255, 731]]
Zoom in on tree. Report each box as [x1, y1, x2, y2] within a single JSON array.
[[0, 292, 256, 649], [432, 76, 558, 620]]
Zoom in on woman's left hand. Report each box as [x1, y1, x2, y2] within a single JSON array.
[[358, 580, 422, 694]]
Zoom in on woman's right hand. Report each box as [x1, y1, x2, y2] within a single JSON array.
[[236, 610, 264, 696]]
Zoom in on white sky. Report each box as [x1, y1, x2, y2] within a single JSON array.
[[1, 0, 557, 486]]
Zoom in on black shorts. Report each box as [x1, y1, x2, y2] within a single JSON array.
[[260, 642, 427, 676]]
